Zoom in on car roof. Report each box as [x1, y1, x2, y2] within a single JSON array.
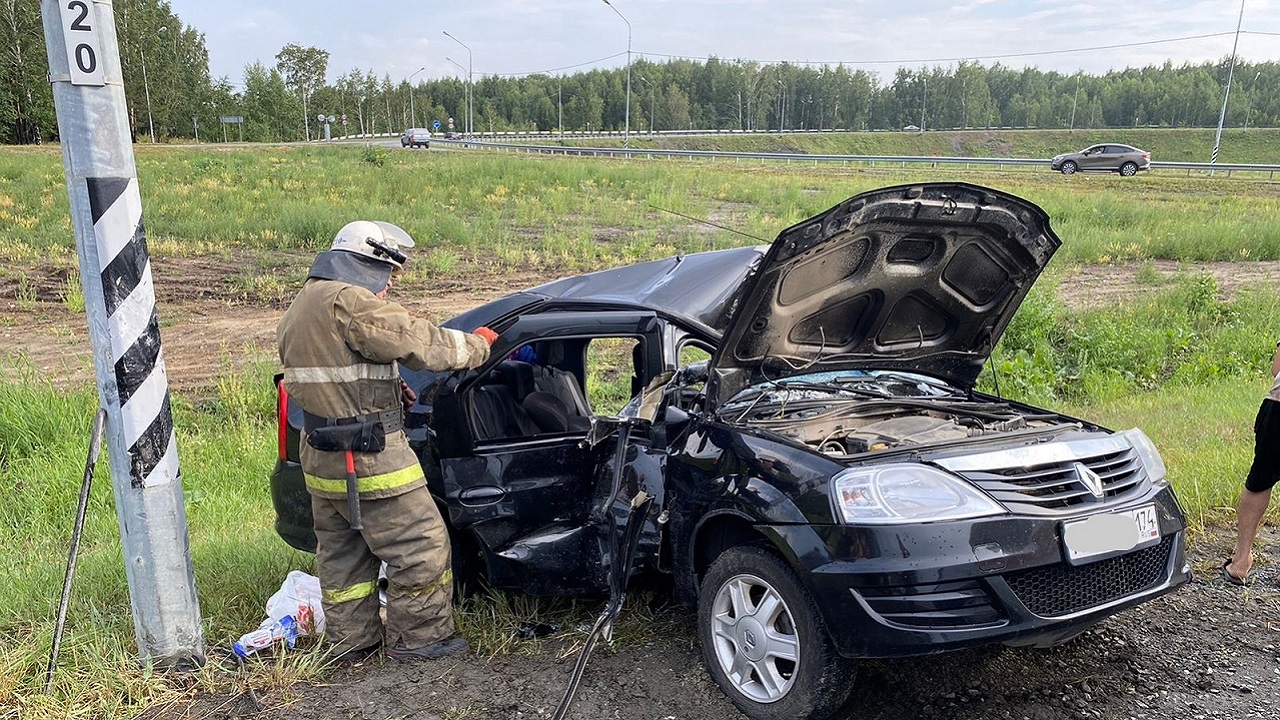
[[442, 245, 768, 338]]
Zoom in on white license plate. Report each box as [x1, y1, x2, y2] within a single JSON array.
[[1061, 504, 1160, 565]]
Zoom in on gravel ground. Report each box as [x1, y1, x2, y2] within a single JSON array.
[[146, 526, 1280, 720]]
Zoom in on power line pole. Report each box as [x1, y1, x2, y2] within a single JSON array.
[[40, 0, 204, 667], [1211, 0, 1247, 173]]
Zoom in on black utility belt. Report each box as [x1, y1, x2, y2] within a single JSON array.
[[303, 408, 403, 454]]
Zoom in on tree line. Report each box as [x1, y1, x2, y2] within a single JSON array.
[[3, 0, 1278, 144]]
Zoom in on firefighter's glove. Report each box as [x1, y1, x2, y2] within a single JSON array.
[[474, 326, 499, 346]]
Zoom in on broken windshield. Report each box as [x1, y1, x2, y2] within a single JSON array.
[[720, 370, 965, 420]]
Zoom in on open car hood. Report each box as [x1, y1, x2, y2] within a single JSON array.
[[707, 183, 1061, 410]]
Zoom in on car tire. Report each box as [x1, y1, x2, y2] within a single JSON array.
[[1060, 160, 1077, 175], [698, 545, 857, 720], [1119, 162, 1138, 177]]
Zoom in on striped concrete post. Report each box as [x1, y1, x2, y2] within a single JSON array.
[[41, 1, 204, 666]]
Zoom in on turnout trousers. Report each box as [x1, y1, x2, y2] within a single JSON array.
[[311, 484, 456, 653]]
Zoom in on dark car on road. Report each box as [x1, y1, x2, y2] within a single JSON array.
[[271, 182, 1190, 720], [1051, 144, 1150, 176]]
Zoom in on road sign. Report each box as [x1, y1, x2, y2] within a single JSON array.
[[432, 120, 441, 130], [219, 115, 243, 124]]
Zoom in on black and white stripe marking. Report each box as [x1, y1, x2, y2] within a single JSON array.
[[87, 177, 179, 489]]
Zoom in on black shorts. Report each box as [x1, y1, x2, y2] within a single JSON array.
[[1245, 399, 1280, 493]]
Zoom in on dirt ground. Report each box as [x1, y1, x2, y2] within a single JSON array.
[[6, 256, 1280, 720], [4, 254, 1279, 399]]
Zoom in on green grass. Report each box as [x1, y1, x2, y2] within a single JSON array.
[[3, 139, 1280, 716], [3, 143, 1280, 276], [0, 359, 320, 716]]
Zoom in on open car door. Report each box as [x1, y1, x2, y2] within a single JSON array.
[[430, 310, 667, 596]]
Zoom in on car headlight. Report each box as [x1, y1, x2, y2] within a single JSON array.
[[831, 464, 1005, 524], [1122, 428, 1168, 486]]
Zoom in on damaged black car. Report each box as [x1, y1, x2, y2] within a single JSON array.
[[271, 182, 1191, 720]]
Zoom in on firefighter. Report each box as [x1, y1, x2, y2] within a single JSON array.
[[277, 220, 497, 661]]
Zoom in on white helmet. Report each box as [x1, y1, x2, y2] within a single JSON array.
[[330, 221, 416, 269]]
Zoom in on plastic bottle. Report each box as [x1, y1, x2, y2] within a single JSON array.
[[232, 615, 299, 659]]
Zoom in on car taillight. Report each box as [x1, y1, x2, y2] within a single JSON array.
[[277, 378, 289, 461]]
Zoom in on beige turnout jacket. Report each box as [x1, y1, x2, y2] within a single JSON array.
[[278, 279, 490, 500]]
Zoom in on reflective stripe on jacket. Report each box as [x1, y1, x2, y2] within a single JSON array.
[[277, 278, 491, 500]]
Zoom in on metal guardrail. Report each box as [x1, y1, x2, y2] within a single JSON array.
[[435, 138, 1280, 178]]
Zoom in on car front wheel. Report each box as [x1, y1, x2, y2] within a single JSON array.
[[1060, 160, 1078, 175], [698, 545, 857, 720], [1119, 162, 1138, 176]]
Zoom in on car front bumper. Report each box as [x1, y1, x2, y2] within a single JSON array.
[[767, 485, 1190, 658]]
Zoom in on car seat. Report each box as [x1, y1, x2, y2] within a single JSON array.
[[532, 342, 592, 420], [499, 359, 591, 434], [472, 363, 541, 440]]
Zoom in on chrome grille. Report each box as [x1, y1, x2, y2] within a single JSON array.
[[1003, 536, 1174, 617], [956, 447, 1148, 513]]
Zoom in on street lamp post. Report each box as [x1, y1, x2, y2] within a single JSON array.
[[442, 31, 472, 135], [139, 46, 155, 143], [1069, 72, 1081, 132], [601, 0, 631, 148], [777, 79, 785, 133], [639, 75, 654, 135], [409, 66, 426, 128], [445, 57, 468, 133], [1244, 70, 1262, 130], [155, 26, 173, 139], [920, 74, 927, 133]]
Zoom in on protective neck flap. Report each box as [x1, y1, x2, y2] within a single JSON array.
[[308, 251, 394, 294]]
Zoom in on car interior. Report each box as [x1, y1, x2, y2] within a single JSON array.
[[470, 339, 596, 440]]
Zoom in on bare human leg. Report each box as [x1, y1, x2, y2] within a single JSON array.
[[1227, 487, 1272, 581]]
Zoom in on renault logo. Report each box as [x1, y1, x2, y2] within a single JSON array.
[[1074, 462, 1105, 499], [743, 629, 757, 650]]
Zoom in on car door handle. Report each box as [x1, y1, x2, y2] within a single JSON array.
[[458, 485, 508, 505]]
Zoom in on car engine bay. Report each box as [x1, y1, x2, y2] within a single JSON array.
[[716, 370, 1063, 457]]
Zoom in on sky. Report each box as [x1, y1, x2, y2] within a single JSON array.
[[165, 0, 1280, 89]]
